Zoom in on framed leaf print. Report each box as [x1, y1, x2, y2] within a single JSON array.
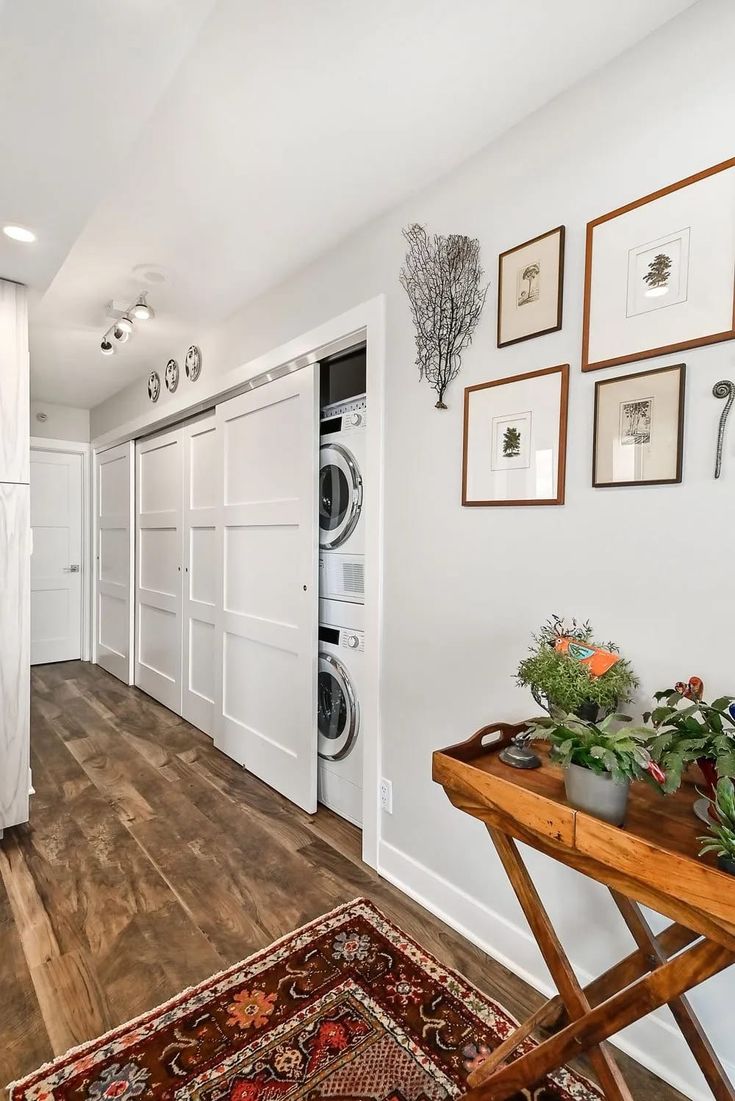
[[497, 226, 564, 347], [462, 364, 569, 506], [592, 363, 685, 487], [582, 158, 735, 371]]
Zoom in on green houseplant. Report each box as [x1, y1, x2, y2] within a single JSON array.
[[698, 777, 735, 876], [645, 687, 735, 795], [516, 616, 638, 721], [526, 711, 664, 826]]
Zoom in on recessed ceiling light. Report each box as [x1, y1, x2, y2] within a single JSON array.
[[3, 224, 36, 243]]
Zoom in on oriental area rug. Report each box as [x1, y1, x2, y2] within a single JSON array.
[[8, 898, 600, 1101]]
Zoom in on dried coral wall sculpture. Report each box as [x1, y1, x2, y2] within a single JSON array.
[[400, 223, 488, 409]]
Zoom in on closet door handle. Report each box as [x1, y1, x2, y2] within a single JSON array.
[[63, 564, 80, 573]]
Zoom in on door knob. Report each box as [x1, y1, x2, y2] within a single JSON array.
[[63, 564, 80, 573]]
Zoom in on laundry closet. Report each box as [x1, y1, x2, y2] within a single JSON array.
[[96, 341, 370, 830]]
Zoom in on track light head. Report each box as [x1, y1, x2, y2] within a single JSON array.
[[100, 337, 114, 356], [113, 325, 130, 344], [131, 294, 153, 321], [117, 314, 134, 334]]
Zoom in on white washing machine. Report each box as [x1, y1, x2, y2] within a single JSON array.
[[317, 598, 364, 827], [319, 395, 365, 605]]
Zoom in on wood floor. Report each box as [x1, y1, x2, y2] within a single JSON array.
[[1, 662, 686, 1100]]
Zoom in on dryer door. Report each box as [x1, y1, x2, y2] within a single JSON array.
[[319, 442, 362, 549], [318, 652, 359, 760]]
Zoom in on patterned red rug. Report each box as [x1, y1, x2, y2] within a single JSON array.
[[8, 898, 600, 1101]]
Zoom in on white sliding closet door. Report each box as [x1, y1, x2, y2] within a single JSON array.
[[95, 442, 134, 684], [217, 367, 318, 812], [182, 415, 219, 736], [135, 428, 183, 712]]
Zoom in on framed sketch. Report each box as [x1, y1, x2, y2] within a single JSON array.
[[582, 158, 735, 371], [592, 363, 685, 488], [497, 225, 564, 347], [462, 364, 569, 506]]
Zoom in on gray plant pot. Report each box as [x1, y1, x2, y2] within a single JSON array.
[[564, 762, 630, 826], [717, 855, 735, 876]]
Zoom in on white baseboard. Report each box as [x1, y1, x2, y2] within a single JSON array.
[[378, 839, 731, 1101]]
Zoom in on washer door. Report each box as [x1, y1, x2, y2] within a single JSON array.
[[319, 442, 362, 549], [318, 652, 359, 760]]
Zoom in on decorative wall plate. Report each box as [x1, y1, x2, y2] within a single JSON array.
[[185, 344, 202, 381], [147, 371, 161, 402], [165, 358, 179, 393]]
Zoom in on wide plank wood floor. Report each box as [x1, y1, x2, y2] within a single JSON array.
[[0, 661, 686, 1100]]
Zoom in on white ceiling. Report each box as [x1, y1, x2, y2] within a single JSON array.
[[4, 0, 697, 408]]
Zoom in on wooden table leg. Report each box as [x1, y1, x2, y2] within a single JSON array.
[[611, 891, 735, 1101], [470, 828, 634, 1101], [468, 931, 734, 1101]]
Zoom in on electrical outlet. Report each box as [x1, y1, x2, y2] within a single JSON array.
[[380, 778, 393, 813]]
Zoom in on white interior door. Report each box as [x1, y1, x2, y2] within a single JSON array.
[[217, 367, 318, 812], [135, 428, 183, 712], [181, 415, 219, 736], [95, 442, 134, 683], [30, 450, 83, 664]]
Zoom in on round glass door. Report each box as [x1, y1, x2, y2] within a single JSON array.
[[319, 442, 362, 549], [318, 653, 359, 760]]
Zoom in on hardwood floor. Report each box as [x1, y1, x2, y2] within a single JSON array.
[[1, 661, 686, 1100]]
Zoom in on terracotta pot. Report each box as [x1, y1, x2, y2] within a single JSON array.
[[564, 763, 630, 826]]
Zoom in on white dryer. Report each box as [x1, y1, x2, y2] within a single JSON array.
[[317, 598, 364, 826], [319, 395, 365, 604]]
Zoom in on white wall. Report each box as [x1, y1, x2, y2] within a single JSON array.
[[30, 400, 89, 442], [91, 2, 735, 1095]]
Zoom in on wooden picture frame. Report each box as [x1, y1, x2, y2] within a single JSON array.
[[582, 158, 735, 371], [497, 226, 565, 348], [462, 364, 569, 506], [592, 363, 686, 488]]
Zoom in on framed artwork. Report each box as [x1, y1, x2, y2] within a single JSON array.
[[497, 225, 564, 347], [462, 363, 569, 506], [582, 158, 735, 371], [592, 363, 685, 488]]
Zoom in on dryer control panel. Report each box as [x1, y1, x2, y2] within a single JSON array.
[[339, 628, 365, 653], [320, 394, 367, 434]]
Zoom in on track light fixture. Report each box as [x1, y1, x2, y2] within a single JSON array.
[[99, 293, 155, 355]]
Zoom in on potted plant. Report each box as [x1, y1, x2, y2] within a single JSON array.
[[645, 682, 735, 801], [698, 777, 735, 876], [526, 712, 664, 826], [516, 616, 638, 722]]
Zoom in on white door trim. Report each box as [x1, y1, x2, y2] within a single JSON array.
[[91, 295, 386, 870], [30, 437, 92, 662]]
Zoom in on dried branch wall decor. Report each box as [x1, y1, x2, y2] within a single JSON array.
[[400, 223, 488, 409]]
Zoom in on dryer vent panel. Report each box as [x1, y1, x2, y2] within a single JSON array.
[[321, 344, 366, 408], [320, 554, 365, 603]]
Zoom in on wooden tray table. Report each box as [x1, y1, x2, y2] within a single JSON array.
[[433, 722, 735, 1101]]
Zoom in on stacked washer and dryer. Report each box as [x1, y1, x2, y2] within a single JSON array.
[[318, 391, 366, 827]]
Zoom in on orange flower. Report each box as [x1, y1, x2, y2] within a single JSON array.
[[227, 987, 277, 1030]]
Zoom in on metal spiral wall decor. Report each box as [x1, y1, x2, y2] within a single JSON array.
[[713, 380, 735, 478]]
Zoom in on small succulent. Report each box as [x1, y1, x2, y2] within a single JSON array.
[[698, 777, 735, 863], [526, 711, 665, 787]]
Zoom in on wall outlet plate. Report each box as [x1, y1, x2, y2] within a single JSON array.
[[380, 777, 393, 813]]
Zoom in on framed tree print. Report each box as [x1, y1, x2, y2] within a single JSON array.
[[462, 364, 569, 506], [582, 158, 735, 371], [592, 363, 685, 488], [497, 226, 564, 347]]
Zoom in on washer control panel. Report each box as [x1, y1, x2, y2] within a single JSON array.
[[339, 628, 365, 653], [320, 394, 367, 433]]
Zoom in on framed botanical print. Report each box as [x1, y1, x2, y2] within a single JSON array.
[[497, 225, 564, 347], [592, 363, 685, 488], [582, 158, 735, 371], [462, 364, 569, 506]]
